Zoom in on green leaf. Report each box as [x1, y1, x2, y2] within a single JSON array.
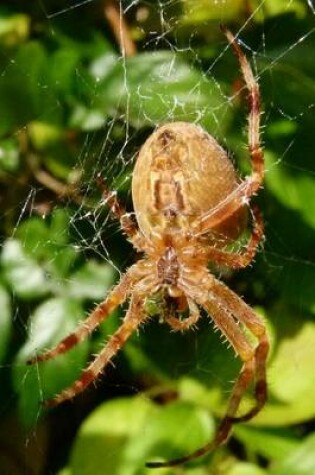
[[71, 397, 154, 475], [1, 239, 50, 299], [234, 425, 299, 462], [28, 122, 64, 150], [254, 0, 307, 19], [265, 150, 315, 230], [93, 51, 231, 132], [70, 396, 214, 475], [0, 41, 59, 135], [0, 138, 20, 173], [180, 0, 244, 25], [271, 433, 315, 475], [253, 306, 315, 426], [13, 297, 88, 426], [67, 260, 117, 301], [17, 298, 85, 359], [49, 47, 81, 97], [146, 400, 215, 466], [226, 461, 267, 475], [17, 209, 77, 279], [69, 104, 106, 130]]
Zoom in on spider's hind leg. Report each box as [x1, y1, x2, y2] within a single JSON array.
[[146, 291, 257, 469], [211, 277, 269, 423]]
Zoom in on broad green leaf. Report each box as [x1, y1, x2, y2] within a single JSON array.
[[265, 150, 315, 230], [70, 396, 214, 475], [49, 47, 81, 97], [0, 138, 20, 173], [71, 397, 155, 475], [69, 104, 106, 130], [28, 122, 64, 150], [89, 52, 118, 81], [271, 433, 315, 475], [252, 0, 307, 19], [0, 42, 60, 135], [226, 462, 267, 475], [17, 210, 77, 279], [1, 239, 50, 299], [93, 51, 231, 133], [13, 297, 88, 426], [234, 425, 299, 462], [253, 306, 315, 425], [184, 469, 211, 475], [180, 0, 244, 25], [145, 400, 214, 466], [162, 0, 306, 29], [17, 298, 86, 359], [67, 260, 117, 300]]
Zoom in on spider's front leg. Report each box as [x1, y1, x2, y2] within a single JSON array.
[[27, 269, 136, 365], [44, 294, 149, 407], [27, 260, 153, 408]]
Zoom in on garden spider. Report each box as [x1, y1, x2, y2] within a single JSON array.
[[28, 27, 269, 468]]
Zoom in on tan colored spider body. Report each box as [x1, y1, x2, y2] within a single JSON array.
[[133, 121, 244, 241], [28, 28, 269, 468], [132, 121, 248, 305]]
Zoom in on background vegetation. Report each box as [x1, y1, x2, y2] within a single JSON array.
[[0, 0, 314, 474]]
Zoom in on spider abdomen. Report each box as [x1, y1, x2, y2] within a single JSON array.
[[132, 122, 246, 242]]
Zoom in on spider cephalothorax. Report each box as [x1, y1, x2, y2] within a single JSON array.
[[28, 27, 269, 468]]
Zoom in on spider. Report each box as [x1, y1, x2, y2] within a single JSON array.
[[28, 27, 269, 468]]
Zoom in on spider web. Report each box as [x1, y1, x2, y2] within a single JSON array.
[[1, 0, 315, 473]]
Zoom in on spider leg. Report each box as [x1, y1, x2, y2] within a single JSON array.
[[44, 294, 148, 407], [192, 28, 263, 236], [211, 277, 269, 422], [27, 264, 146, 365], [165, 298, 201, 332], [205, 204, 264, 269], [192, 172, 262, 236], [96, 174, 138, 239], [222, 25, 263, 181], [146, 279, 268, 468]]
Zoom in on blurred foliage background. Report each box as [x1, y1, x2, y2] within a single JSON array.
[[0, 0, 315, 474]]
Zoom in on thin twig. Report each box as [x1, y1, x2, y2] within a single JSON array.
[[103, 0, 136, 57]]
